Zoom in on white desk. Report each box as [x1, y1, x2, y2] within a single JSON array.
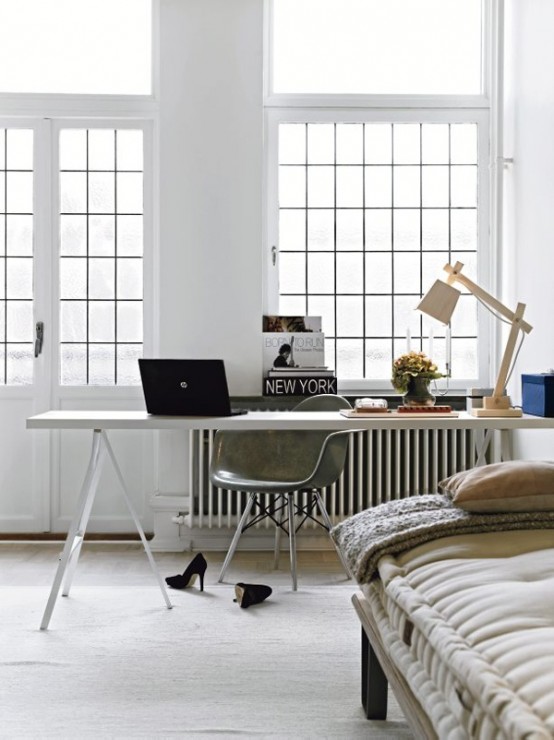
[[27, 410, 554, 629]]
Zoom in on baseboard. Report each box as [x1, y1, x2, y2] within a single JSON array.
[[169, 528, 337, 553], [0, 533, 148, 541]]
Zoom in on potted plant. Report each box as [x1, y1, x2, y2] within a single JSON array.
[[391, 351, 443, 407]]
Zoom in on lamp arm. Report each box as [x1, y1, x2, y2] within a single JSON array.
[[493, 302, 526, 398], [443, 262, 533, 335]]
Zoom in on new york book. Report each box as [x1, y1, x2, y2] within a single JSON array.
[[263, 332, 325, 375], [264, 375, 337, 397]]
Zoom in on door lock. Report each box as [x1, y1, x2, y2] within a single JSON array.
[[35, 321, 44, 358]]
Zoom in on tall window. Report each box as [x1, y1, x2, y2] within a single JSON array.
[[0, 1, 153, 387], [59, 128, 144, 385], [267, 0, 489, 390], [0, 128, 34, 384]]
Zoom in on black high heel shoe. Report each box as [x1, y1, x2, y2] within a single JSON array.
[[233, 582, 272, 609], [165, 553, 208, 591]]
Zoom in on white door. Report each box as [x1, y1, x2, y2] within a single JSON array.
[[0, 121, 50, 531], [0, 119, 155, 534]]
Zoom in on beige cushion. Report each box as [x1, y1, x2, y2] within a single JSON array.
[[439, 460, 554, 512]]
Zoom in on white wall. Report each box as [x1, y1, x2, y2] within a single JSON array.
[[152, 0, 264, 514], [505, 0, 554, 457], [150, 0, 554, 542], [159, 0, 264, 395]]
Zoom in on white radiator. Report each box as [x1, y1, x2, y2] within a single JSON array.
[[187, 426, 478, 530]]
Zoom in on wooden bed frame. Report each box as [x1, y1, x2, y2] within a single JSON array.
[[352, 592, 438, 740]]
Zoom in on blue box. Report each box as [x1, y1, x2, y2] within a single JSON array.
[[522, 374, 554, 417]]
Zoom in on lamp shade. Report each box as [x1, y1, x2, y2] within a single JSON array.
[[417, 280, 461, 325]]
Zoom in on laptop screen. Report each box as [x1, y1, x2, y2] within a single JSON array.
[[138, 359, 242, 416]]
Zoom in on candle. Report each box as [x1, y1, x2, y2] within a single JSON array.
[[428, 326, 434, 359], [445, 326, 451, 374], [406, 328, 411, 352]]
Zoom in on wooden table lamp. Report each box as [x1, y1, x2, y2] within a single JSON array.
[[417, 261, 533, 417]]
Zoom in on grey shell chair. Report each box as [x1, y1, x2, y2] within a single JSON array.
[[210, 394, 353, 590]]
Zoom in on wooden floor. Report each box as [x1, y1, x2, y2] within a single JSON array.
[[0, 542, 352, 589]]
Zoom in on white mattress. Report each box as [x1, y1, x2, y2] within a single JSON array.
[[361, 529, 554, 739]]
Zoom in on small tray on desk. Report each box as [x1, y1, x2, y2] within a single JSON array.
[[340, 408, 459, 418]]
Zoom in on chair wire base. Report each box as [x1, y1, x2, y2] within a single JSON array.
[[217, 488, 352, 590]]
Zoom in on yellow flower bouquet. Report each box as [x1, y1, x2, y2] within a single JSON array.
[[391, 351, 443, 394]]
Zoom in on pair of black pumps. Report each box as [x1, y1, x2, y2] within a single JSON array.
[[165, 553, 272, 609]]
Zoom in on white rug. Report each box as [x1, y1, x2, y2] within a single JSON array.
[[0, 582, 412, 739]]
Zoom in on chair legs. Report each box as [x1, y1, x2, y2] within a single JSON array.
[[218, 492, 256, 583], [219, 489, 350, 589], [287, 492, 298, 591], [273, 516, 282, 570], [313, 490, 352, 579]]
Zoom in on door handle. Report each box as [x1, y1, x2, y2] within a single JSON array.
[[35, 321, 44, 358]]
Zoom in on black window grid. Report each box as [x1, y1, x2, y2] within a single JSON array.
[[59, 129, 144, 385], [0, 129, 34, 385], [278, 122, 479, 379]]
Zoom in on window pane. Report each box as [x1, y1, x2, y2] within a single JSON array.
[[279, 167, 305, 208], [60, 216, 87, 256], [336, 124, 363, 164], [117, 345, 142, 385], [365, 297, 392, 337], [336, 210, 363, 251], [117, 216, 143, 256], [272, 0, 482, 94], [336, 254, 363, 293], [365, 167, 392, 207], [307, 210, 333, 250], [394, 125, 420, 165], [0, 0, 152, 94], [365, 210, 392, 251], [89, 173, 115, 213], [88, 302, 116, 343], [337, 296, 363, 336], [336, 167, 363, 208], [6, 344, 33, 385], [6, 173, 33, 213], [307, 124, 334, 164], [307, 167, 334, 207], [60, 130, 87, 170], [364, 340, 391, 379], [7, 301, 33, 341], [60, 302, 87, 342], [307, 253, 334, 293], [89, 216, 115, 256], [6, 216, 33, 255], [394, 210, 420, 251], [279, 125, 306, 165], [88, 130, 115, 170], [422, 210, 449, 250]]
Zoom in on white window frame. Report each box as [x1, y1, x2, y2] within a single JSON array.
[[53, 117, 155, 392], [0, 0, 160, 398], [263, 0, 496, 393]]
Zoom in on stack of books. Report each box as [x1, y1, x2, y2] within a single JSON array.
[[262, 315, 336, 396]]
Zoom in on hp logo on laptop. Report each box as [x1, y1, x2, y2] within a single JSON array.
[[180, 381, 188, 388]]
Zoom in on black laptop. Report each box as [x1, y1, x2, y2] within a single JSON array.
[[138, 359, 247, 416]]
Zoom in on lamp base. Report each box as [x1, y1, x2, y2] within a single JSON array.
[[470, 407, 523, 417], [470, 395, 522, 417]]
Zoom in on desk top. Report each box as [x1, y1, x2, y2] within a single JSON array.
[[26, 409, 554, 432]]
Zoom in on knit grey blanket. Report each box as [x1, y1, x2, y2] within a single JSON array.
[[331, 494, 554, 584]]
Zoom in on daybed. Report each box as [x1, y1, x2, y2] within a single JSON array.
[[332, 461, 554, 739]]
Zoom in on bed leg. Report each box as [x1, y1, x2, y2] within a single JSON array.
[[361, 626, 388, 720]]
